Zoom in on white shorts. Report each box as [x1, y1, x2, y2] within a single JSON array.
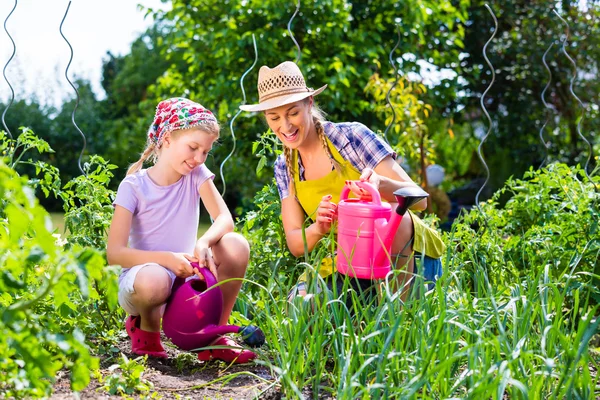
[[118, 263, 177, 316]]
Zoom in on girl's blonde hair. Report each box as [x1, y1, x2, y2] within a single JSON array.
[[127, 123, 220, 176], [282, 100, 343, 197]]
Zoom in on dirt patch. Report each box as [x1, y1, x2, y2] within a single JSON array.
[[51, 333, 277, 399]]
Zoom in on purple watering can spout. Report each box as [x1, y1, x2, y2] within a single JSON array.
[[162, 262, 265, 351]]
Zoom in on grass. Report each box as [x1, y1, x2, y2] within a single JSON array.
[[235, 236, 600, 399]]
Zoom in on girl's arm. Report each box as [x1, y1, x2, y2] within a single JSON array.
[[371, 156, 427, 210], [106, 206, 196, 276], [281, 195, 333, 257]]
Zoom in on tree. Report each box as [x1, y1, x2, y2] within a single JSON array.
[[96, 25, 174, 184], [145, 0, 470, 211], [454, 0, 599, 191]]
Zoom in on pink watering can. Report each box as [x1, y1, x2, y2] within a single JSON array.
[[336, 181, 429, 279], [162, 262, 265, 351]]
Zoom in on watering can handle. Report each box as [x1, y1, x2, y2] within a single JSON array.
[[339, 180, 382, 205], [190, 261, 218, 287]]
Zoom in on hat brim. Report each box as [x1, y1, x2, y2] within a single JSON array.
[[239, 84, 327, 112]]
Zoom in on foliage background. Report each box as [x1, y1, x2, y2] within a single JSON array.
[[1, 0, 600, 398], [4, 0, 598, 216]]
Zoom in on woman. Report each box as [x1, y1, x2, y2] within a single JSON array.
[[240, 61, 445, 300]]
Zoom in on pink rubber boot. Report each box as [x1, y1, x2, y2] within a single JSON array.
[[125, 315, 168, 359], [197, 336, 257, 364]]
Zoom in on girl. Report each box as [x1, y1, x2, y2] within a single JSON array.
[[107, 97, 256, 363], [240, 61, 446, 300]]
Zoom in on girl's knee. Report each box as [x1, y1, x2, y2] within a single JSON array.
[[133, 266, 171, 305], [214, 232, 250, 267]]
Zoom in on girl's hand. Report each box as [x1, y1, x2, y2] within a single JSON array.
[[166, 252, 198, 278], [315, 194, 337, 235], [194, 239, 218, 280], [347, 169, 381, 201]]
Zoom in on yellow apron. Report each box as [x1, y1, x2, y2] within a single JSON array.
[[293, 137, 446, 281]]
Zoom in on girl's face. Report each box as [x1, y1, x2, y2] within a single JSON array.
[[264, 98, 313, 149], [163, 127, 217, 175]]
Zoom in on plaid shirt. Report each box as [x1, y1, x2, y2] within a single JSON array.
[[274, 121, 396, 199]]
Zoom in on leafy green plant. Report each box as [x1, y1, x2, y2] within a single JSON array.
[[451, 162, 600, 291], [0, 129, 124, 397], [100, 354, 155, 397], [252, 128, 281, 178], [0, 160, 102, 397], [365, 72, 437, 184], [238, 182, 296, 299], [172, 352, 200, 374], [59, 154, 118, 250], [0, 128, 62, 200]]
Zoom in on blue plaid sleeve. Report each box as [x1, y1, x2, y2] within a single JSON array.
[[329, 122, 395, 171], [273, 154, 290, 200]]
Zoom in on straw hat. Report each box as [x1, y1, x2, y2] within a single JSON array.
[[239, 61, 327, 112]]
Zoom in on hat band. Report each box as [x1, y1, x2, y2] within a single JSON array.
[[259, 86, 311, 103]]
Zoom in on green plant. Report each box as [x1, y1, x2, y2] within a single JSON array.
[[59, 154, 118, 250], [172, 351, 200, 374], [100, 354, 155, 397], [365, 72, 436, 185], [0, 160, 102, 397], [238, 182, 296, 299], [252, 128, 281, 178], [239, 161, 600, 398], [451, 162, 600, 291], [0, 129, 124, 397]]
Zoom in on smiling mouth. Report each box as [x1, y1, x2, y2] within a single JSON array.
[[184, 161, 196, 169], [281, 129, 299, 141]]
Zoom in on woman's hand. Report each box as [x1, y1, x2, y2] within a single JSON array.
[[165, 252, 198, 278], [315, 194, 337, 235], [346, 168, 381, 201], [194, 238, 218, 280]]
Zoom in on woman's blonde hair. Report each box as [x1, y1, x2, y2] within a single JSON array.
[[282, 99, 343, 197], [126, 123, 220, 176]]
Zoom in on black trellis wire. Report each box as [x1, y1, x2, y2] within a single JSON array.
[[554, 9, 594, 183], [287, 0, 301, 63], [219, 34, 258, 197], [59, 1, 87, 176], [474, 3, 498, 222], [2, 0, 17, 140], [538, 40, 555, 169], [382, 24, 401, 146]]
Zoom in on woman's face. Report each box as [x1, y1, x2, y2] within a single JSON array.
[[264, 99, 313, 149], [163, 127, 216, 175]]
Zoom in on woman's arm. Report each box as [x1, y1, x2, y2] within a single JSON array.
[[371, 156, 427, 210], [106, 206, 195, 275], [281, 195, 334, 257]]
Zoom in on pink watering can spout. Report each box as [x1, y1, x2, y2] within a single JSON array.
[[162, 262, 265, 351], [337, 181, 429, 280], [379, 185, 431, 247]]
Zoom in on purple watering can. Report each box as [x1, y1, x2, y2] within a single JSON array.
[[336, 181, 429, 280], [162, 262, 264, 351]]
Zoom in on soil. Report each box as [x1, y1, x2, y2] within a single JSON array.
[[51, 332, 280, 400]]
